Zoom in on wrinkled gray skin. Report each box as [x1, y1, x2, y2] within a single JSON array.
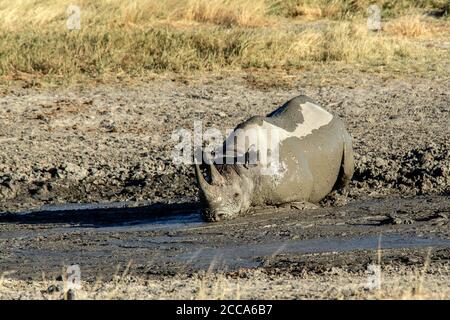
[[195, 96, 354, 222]]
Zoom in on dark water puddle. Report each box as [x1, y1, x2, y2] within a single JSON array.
[[0, 201, 205, 241], [96, 213, 204, 232], [0, 200, 202, 226], [6, 233, 450, 276], [39, 202, 135, 212], [2, 196, 450, 275], [173, 234, 450, 270], [0, 212, 205, 240]]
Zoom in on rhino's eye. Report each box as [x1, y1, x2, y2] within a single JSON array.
[[234, 193, 240, 198]]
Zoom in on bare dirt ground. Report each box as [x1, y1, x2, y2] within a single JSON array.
[[1, 264, 450, 300], [0, 69, 449, 299], [0, 69, 448, 212]]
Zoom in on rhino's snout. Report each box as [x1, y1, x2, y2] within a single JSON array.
[[202, 209, 231, 222], [195, 162, 251, 222]]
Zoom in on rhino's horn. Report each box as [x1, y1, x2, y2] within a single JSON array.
[[209, 163, 225, 185], [194, 163, 214, 197]]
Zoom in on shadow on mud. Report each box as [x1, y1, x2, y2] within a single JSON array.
[[0, 201, 204, 227]]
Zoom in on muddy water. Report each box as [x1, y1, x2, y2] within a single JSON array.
[[0, 213, 204, 241], [0, 195, 449, 279], [172, 234, 450, 269]]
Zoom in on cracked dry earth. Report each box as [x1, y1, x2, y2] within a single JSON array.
[[0, 69, 449, 298]]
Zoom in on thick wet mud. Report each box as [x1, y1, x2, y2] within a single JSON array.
[[0, 195, 448, 280], [0, 72, 448, 282], [0, 73, 449, 213]]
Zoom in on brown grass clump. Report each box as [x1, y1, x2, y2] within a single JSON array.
[[287, 1, 343, 20], [183, 0, 269, 27], [384, 15, 431, 37]]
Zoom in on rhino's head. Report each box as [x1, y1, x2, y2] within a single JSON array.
[[195, 163, 252, 222]]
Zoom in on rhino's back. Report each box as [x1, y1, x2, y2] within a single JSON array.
[[266, 95, 333, 139], [258, 96, 347, 203], [294, 117, 347, 202], [224, 96, 348, 204]]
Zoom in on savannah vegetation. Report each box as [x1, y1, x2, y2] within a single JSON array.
[[0, 0, 449, 85]]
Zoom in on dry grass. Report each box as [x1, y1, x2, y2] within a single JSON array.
[[384, 15, 431, 37], [1, 0, 448, 30], [1, 264, 450, 300], [184, 0, 269, 27], [272, 0, 450, 19], [283, 0, 348, 19], [1, 241, 449, 300], [0, 0, 448, 84], [0, 0, 271, 30]]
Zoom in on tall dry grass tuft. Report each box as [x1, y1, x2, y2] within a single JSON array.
[[0, 0, 67, 29], [279, 0, 375, 19], [285, 21, 425, 67], [287, 1, 343, 20], [384, 15, 430, 37], [184, 0, 269, 27]]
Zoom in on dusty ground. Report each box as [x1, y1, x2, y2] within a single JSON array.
[[1, 264, 450, 300], [0, 69, 448, 212], [0, 69, 449, 299]]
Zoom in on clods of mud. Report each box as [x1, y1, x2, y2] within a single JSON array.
[[353, 144, 449, 196], [1, 195, 449, 280], [0, 71, 449, 212]]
